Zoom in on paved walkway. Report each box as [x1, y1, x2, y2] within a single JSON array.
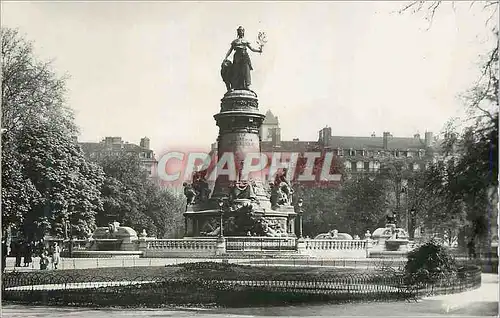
[[3, 256, 224, 271], [2, 274, 498, 317], [3, 256, 408, 272]]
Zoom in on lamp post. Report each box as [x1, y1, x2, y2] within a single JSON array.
[[218, 199, 224, 238], [297, 198, 304, 238], [401, 185, 408, 231]]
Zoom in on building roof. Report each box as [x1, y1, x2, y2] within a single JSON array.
[[261, 140, 318, 152], [79, 141, 153, 154], [261, 135, 440, 152], [326, 136, 427, 150], [262, 110, 279, 125]]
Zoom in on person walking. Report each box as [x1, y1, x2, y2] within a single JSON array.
[[51, 242, 61, 270], [14, 241, 22, 268], [2, 239, 8, 273], [23, 242, 33, 267], [39, 250, 49, 270]]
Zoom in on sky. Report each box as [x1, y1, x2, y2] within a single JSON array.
[[1, 1, 496, 155]]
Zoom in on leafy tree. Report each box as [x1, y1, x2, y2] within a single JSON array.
[[336, 176, 389, 237], [1, 27, 105, 240], [400, 1, 499, 253], [97, 152, 185, 238], [297, 186, 342, 237]]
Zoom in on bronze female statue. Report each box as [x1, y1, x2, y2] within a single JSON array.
[[222, 26, 263, 91]]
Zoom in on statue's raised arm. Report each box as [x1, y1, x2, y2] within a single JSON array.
[[220, 26, 266, 92]]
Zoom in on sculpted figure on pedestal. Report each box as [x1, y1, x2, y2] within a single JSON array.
[[192, 171, 210, 202], [183, 182, 197, 206], [221, 26, 266, 91], [270, 168, 294, 206]]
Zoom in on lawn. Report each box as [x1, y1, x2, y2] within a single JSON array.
[[2, 262, 378, 287]]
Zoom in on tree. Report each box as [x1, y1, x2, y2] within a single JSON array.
[[399, 1, 499, 252], [298, 186, 342, 237], [336, 176, 389, 237], [1, 27, 105, 240], [97, 152, 185, 238]]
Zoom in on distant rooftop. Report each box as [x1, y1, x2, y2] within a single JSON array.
[[262, 110, 279, 125]]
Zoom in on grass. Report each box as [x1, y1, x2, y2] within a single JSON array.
[[3, 262, 376, 286], [3, 262, 479, 308]]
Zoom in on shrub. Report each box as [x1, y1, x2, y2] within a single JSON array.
[[404, 239, 457, 286]]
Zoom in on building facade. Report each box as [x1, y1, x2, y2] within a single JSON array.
[[78, 136, 158, 177], [211, 110, 440, 179]]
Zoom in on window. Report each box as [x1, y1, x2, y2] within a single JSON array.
[[357, 161, 363, 171], [344, 161, 351, 170], [364, 162, 370, 171], [351, 161, 357, 172]]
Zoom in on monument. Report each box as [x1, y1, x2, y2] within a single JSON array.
[[183, 26, 297, 238]]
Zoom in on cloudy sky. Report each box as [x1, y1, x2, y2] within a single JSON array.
[[2, 1, 496, 155]]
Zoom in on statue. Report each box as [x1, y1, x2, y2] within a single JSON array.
[[222, 26, 265, 91], [192, 171, 210, 202], [229, 180, 257, 201], [386, 214, 396, 225], [183, 182, 197, 205], [364, 230, 372, 240], [271, 168, 293, 205], [329, 229, 339, 239], [107, 221, 119, 237]]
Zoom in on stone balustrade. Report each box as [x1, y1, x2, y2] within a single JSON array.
[[300, 239, 370, 258], [226, 237, 297, 251], [304, 239, 368, 250], [141, 238, 219, 258], [64, 236, 404, 259]]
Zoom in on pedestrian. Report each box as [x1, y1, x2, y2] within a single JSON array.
[[14, 241, 22, 267], [23, 242, 33, 267], [51, 242, 61, 270], [2, 239, 7, 273], [40, 250, 49, 270]]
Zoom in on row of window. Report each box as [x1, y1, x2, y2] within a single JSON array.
[[344, 161, 427, 172], [331, 149, 426, 158], [88, 151, 153, 159]]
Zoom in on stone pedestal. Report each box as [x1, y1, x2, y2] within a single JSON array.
[[183, 89, 297, 238], [215, 237, 226, 256], [296, 238, 306, 253], [212, 90, 266, 198]]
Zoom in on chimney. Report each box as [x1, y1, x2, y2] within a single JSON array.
[[104, 137, 113, 145], [414, 133, 420, 139], [292, 138, 299, 142], [140, 137, 150, 149], [319, 126, 332, 146], [425, 132, 433, 147], [371, 132, 376, 137], [383, 132, 390, 150]]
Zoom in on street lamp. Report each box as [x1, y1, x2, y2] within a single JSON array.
[[297, 198, 304, 238], [218, 198, 224, 238]]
